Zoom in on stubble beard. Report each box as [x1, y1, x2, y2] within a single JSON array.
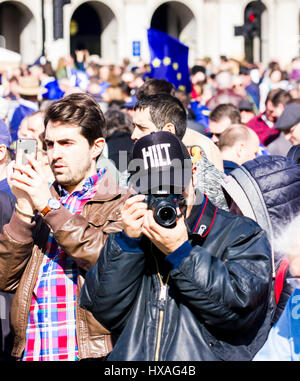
[[53, 160, 93, 189]]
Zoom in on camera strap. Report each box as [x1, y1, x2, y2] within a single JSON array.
[[192, 195, 218, 239]]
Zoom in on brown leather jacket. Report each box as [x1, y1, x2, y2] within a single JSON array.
[[0, 172, 129, 360]]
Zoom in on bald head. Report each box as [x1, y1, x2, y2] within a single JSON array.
[[218, 124, 259, 166], [216, 71, 233, 90]]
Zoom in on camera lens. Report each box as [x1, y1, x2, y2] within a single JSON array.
[[155, 205, 177, 228], [158, 207, 176, 222], [147, 194, 179, 228]]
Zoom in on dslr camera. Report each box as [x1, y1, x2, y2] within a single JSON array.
[[144, 194, 185, 229]]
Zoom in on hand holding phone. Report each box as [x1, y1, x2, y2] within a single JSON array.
[[16, 138, 37, 166], [9, 139, 52, 214]]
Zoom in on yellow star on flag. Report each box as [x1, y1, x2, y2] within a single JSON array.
[[163, 57, 171, 66], [177, 72, 182, 81], [152, 58, 161, 68], [178, 85, 186, 91], [173, 62, 179, 70]]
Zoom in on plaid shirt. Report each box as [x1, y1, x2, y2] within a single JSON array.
[[22, 170, 106, 361]]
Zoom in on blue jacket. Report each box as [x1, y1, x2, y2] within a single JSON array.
[[10, 104, 36, 142], [253, 287, 300, 361], [189, 101, 210, 130], [42, 78, 64, 100], [223, 160, 239, 175]]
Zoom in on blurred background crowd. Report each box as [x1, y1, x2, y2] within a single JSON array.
[[1, 49, 300, 176]]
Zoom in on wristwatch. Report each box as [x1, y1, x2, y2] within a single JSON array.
[[40, 198, 61, 217]]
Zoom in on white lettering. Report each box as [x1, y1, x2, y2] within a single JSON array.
[[158, 143, 171, 166], [152, 145, 159, 167], [198, 224, 207, 235], [104, 365, 139, 379], [147, 365, 197, 376], [142, 146, 155, 170], [142, 144, 172, 170]]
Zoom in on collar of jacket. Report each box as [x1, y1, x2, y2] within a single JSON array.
[[50, 170, 127, 202]]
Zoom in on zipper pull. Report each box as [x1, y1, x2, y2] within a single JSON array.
[[159, 285, 167, 301]]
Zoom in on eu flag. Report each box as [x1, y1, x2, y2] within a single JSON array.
[[146, 28, 191, 93]]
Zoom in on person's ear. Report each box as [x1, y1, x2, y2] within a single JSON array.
[[162, 123, 176, 135], [91, 138, 105, 159], [0, 144, 7, 162], [236, 142, 245, 159], [191, 163, 197, 187]]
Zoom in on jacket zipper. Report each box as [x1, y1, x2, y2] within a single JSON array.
[[153, 255, 170, 361], [154, 283, 167, 361]]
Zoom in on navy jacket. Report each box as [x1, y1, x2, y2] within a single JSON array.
[[221, 155, 300, 324], [80, 197, 272, 361]]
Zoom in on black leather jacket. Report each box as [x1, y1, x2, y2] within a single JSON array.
[[79, 198, 272, 361]]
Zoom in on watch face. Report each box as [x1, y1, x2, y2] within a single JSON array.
[[48, 198, 61, 210]]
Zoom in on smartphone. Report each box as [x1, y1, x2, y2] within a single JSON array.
[[16, 138, 37, 165]]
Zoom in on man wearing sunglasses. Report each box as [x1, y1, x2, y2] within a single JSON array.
[[208, 103, 241, 146]]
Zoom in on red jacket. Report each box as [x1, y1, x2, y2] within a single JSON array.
[[247, 113, 280, 146]]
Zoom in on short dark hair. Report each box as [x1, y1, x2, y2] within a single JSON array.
[[105, 108, 133, 139], [191, 65, 206, 76], [44, 92, 106, 145], [136, 79, 175, 100], [41, 62, 56, 77], [134, 93, 187, 140], [270, 89, 292, 107], [265, 88, 286, 106], [210, 103, 241, 124]]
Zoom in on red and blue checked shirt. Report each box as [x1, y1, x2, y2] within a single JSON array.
[[22, 170, 106, 361]]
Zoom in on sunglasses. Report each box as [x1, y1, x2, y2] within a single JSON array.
[[206, 132, 222, 139]]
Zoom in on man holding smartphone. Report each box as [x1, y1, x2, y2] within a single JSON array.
[[0, 92, 129, 361]]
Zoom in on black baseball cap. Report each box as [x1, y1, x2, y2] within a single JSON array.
[[128, 131, 192, 194], [275, 103, 300, 131]]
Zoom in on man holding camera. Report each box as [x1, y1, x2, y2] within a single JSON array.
[[80, 130, 273, 361], [0, 92, 128, 361]]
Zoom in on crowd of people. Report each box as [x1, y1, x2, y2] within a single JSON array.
[[0, 49, 300, 362]]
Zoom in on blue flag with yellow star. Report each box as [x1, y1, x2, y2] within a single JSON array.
[[146, 28, 191, 93]]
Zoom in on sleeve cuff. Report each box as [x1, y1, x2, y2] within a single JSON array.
[[115, 231, 142, 253], [165, 241, 192, 269]]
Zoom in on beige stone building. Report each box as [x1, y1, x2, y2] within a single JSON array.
[[0, 0, 300, 68]]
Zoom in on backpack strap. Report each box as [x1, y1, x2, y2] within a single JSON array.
[[275, 257, 289, 304]]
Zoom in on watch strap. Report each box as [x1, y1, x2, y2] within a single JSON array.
[[40, 205, 52, 217]]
